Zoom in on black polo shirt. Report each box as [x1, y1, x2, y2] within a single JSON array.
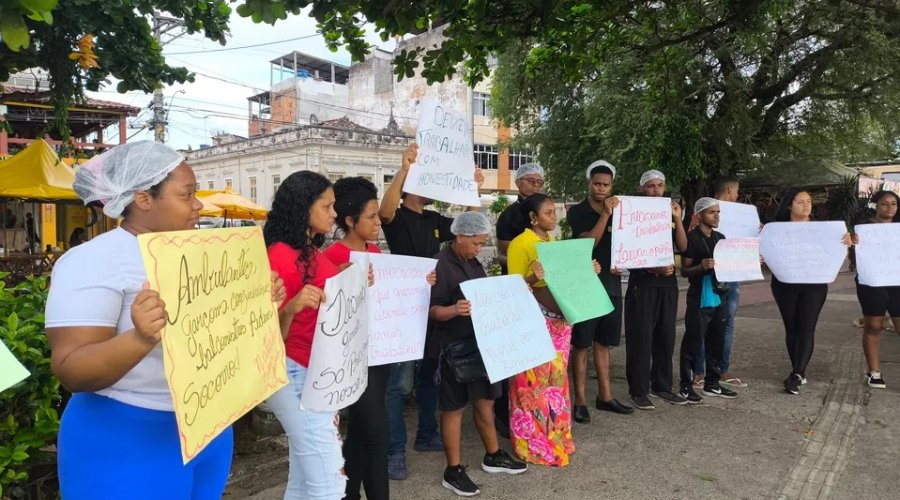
[[427, 245, 487, 358], [683, 228, 725, 296], [382, 204, 454, 258], [496, 197, 528, 243], [566, 199, 622, 297]]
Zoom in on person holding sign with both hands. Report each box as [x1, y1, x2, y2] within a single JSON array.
[[45, 142, 287, 500]]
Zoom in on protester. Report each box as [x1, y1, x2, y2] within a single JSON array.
[[431, 211, 527, 496], [678, 198, 737, 403], [25, 212, 38, 253], [566, 160, 634, 421], [770, 189, 852, 395], [68, 227, 87, 248], [852, 190, 900, 389], [266, 170, 348, 500], [378, 144, 484, 480], [322, 177, 391, 500], [45, 141, 285, 499], [624, 170, 689, 410], [492, 162, 545, 438], [693, 177, 748, 389]]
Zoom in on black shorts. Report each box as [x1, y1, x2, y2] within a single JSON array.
[[438, 361, 501, 411], [571, 295, 623, 349], [856, 282, 900, 317]]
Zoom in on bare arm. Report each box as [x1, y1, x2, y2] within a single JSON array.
[[379, 144, 417, 224], [497, 240, 511, 268], [672, 200, 688, 253], [429, 300, 471, 322], [466, 167, 485, 212]]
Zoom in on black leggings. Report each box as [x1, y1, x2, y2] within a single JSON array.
[[343, 364, 391, 500], [771, 278, 828, 376]]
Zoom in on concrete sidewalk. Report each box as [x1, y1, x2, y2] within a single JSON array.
[[230, 272, 899, 499]]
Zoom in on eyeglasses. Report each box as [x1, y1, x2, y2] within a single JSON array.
[[519, 178, 545, 187]]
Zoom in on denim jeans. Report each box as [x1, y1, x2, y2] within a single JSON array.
[[385, 361, 415, 457], [267, 358, 346, 500], [697, 283, 740, 374], [414, 356, 440, 445]]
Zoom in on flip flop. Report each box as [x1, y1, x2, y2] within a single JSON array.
[[723, 377, 748, 388]]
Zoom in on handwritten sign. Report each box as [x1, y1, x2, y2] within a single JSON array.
[[350, 252, 435, 365], [301, 254, 370, 411], [854, 223, 900, 287], [713, 238, 764, 282], [139, 227, 287, 463], [460, 275, 556, 383], [536, 238, 613, 323], [402, 99, 479, 207], [718, 201, 761, 238], [759, 221, 848, 284], [611, 196, 675, 269], [0, 340, 29, 393]]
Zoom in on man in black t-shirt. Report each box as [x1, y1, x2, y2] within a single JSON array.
[[677, 198, 737, 402], [567, 160, 634, 422], [378, 143, 484, 480], [623, 170, 689, 410]]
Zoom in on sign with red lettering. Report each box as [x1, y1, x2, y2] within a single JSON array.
[[610, 196, 675, 269], [402, 99, 480, 207]]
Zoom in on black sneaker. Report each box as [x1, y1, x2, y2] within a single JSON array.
[[573, 405, 591, 423], [649, 390, 688, 405], [867, 371, 886, 389], [481, 449, 527, 475], [784, 374, 801, 395], [630, 394, 655, 410], [702, 383, 737, 399], [679, 387, 703, 404], [442, 465, 480, 497]]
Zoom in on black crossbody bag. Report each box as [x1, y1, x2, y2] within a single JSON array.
[[442, 338, 487, 383]]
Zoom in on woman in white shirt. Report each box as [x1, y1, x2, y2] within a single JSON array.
[[45, 141, 283, 499]]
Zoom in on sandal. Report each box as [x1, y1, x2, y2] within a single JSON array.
[[722, 377, 748, 388]]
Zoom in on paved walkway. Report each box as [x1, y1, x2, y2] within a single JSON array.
[[228, 272, 900, 499]]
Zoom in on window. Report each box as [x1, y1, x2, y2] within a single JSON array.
[[272, 174, 281, 194], [473, 92, 491, 117], [474, 144, 498, 170], [383, 174, 394, 193], [508, 149, 536, 171], [249, 176, 257, 203], [207, 180, 214, 189], [225, 178, 233, 189], [195, 182, 200, 190], [327, 172, 344, 183]]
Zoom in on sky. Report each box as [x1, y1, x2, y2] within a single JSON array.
[[86, 9, 396, 150]]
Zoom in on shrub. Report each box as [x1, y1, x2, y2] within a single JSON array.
[[0, 274, 60, 499]]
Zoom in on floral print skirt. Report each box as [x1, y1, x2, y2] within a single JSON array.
[[508, 317, 575, 466]]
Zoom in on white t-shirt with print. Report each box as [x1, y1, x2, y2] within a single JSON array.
[[45, 227, 172, 411]]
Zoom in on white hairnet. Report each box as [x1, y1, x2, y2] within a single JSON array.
[[515, 163, 544, 180], [640, 169, 665, 187], [586, 160, 616, 179], [74, 141, 184, 218], [450, 211, 492, 236], [694, 197, 719, 214]]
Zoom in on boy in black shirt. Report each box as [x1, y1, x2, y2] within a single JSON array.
[[678, 197, 737, 402]]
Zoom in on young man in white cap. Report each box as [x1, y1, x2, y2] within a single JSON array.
[[624, 169, 689, 410], [567, 160, 634, 422], [678, 197, 738, 403], [493, 162, 545, 437]]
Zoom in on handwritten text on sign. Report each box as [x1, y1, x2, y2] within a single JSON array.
[[611, 196, 675, 269], [854, 223, 900, 287], [718, 201, 761, 239], [138, 227, 287, 463], [759, 221, 847, 284], [461, 275, 556, 383], [712, 238, 764, 282], [536, 238, 614, 324], [350, 252, 435, 366], [302, 255, 370, 411], [402, 99, 480, 207]]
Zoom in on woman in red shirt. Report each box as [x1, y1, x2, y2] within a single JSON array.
[[265, 170, 345, 500]]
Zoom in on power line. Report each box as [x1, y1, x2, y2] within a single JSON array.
[[164, 33, 322, 56]]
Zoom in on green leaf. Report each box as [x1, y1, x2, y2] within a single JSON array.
[[7, 312, 18, 333], [20, 0, 58, 11], [0, 16, 30, 52], [10, 450, 28, 462]]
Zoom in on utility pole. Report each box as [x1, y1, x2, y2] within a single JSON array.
[[150, 15, 185, 143]]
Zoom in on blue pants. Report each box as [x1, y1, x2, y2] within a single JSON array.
[[697, 283, 740, 374], [58, 393, 233, 500], [385, 358, 440, 457]]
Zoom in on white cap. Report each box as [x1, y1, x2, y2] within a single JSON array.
[[450, 211, 492, 236], [639, 169, 665, 187], [694, 197, 719, 214], [515, 163, 544, 180], [586, 160, 616, 179]]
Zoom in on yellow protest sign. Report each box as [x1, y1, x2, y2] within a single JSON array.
[[138, 227, 287, 463]]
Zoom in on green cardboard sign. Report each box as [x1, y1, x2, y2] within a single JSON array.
[[536, 238, 614, 324]]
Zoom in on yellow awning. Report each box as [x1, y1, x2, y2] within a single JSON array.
[[196, 188, 267, 220], [199, 198, 224, 217], [0, 139, 79, 201]]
